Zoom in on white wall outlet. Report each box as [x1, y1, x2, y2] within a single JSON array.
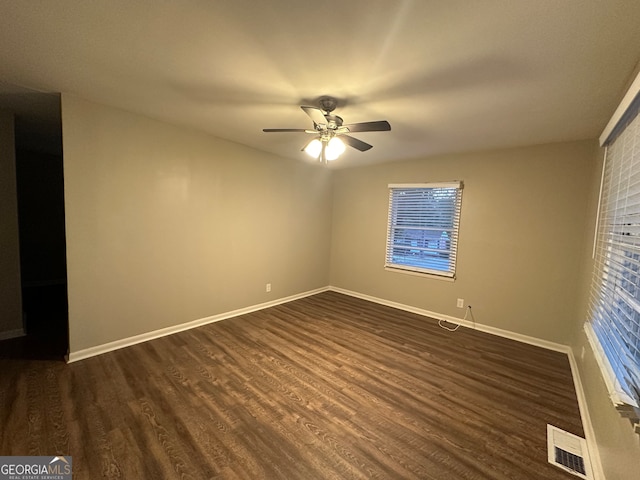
[[456, 298, 464, 308], [266, 283, 271, 293]]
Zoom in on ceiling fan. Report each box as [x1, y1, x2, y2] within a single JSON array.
[[263, 96, 391, 163]]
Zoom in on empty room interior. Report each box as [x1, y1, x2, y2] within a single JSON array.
[[1, 2, 640, 479]]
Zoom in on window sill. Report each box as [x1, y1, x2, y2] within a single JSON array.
[[584, 323, 640, 434], [384, 266, 456, 282]]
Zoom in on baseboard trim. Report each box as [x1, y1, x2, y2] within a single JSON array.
[[66, 286, 330, 363], [566, 348, 605, 480], [0, 328, 25, 341], [64, 284, 602, 477], [329, 286, 569, 353]]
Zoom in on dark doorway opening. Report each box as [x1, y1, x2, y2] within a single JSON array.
[[16, 148, 68, 359], [0, 88, 69, 360], [0, 87, 66, 360]]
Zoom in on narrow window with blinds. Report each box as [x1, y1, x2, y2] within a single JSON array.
[[588, 100, 640, 416], [385, 182, 463, 278]]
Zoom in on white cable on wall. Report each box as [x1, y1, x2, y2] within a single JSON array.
[[439, 305, 474, 332]]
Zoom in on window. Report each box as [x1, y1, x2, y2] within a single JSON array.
[[588, 81, 640, 416], [385, 182, 463, 278]]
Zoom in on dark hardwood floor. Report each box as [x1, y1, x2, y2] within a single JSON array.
[[0, 291, 584, 479]]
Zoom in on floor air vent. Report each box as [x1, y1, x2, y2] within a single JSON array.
[[547, 424, 593, 479]]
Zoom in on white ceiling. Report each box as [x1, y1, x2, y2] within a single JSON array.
[[1, 0, 639, 167]]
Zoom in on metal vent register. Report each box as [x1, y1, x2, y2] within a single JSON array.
[[547, 425, 593, 479]]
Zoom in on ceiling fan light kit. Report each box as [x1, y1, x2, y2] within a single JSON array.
[[305, 137, 345, 161], [304, 138, 322, 158], [263, 96, 391, 164], [326, 137, 345, 160]]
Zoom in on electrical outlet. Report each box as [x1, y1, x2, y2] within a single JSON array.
[[266, 283, 271, 293], [456, 298, 464, 308]]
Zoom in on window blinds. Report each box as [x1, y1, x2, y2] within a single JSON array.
[[589, 108, 640, 408], [385, 182, 463, 278]]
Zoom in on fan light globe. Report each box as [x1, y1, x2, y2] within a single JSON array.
[[326, 137, 345, 161], [304, 139, 322, 158]]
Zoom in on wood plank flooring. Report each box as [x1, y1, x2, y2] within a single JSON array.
[[0, 291, 584, 479]]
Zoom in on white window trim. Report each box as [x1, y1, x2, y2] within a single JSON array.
[[383, 265, 457, 281], [584, 323, 638, 408], [385, 181, 463, 280], [388, 181, 462, 190], [599, 70, 640, 146], [587, 67, 640, 418]]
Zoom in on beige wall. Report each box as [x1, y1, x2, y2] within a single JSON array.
[[571, 148, 640, 480], [330, 140, 598, 344], [61, 95, 332, 353], [0, 111, 23, 338]]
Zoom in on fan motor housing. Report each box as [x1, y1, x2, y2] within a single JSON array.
[[318, 96, 338, 113], [324, 114, 343, 129]]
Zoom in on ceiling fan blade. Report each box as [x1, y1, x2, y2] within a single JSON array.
[[341, 135, 373, 152], [301, 106, 328, 127], [343, 120, 391, 132], [263, 128, 308, 132]]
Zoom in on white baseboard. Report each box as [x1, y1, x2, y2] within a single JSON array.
[[64, 283, 601, 477], [0, 328, 25, 341], [66, 284, 567, 362], [66, 286, 330, 363], [328, 286, 569, 353], [566, 349, 605, 480]]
